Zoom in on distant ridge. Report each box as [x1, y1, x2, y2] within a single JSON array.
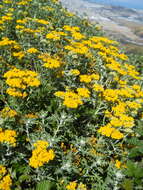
[[60, 0, 143, 50]]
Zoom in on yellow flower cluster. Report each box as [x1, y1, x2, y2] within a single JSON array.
[[63, 25, 80, 32], [51, 0, 59, 4], [70, 69, 80, 76], [0, 174, 12, 190], [0, 165, 12, 190], [63, 25, 85, 40], [0, 37, 16, 47], [4, 68, 40, 97], [63, 31, 119, 59], [106, 60, 126, 76], [17, 27, 41, 34], [79, 75, 92, 83], [33, 18, 49, 25], [98, 95, 143, 139], [6, 88, 27, 98], [115, 160, 122, 169], [79, 73, 100, 83], [0, 107, 17, 118], [103, 89, 119, 102], [15, 17, 49, 34], [102, 86, 143, 103], [110, 115, 134, 128], [29, 140, 55, 168], [66, 181, 77, 190], [115, 159, 126, 169], [107, 101, 140, 128], [27, 47, 39, 54], [14, 15, 45, 34], [125, 64, 140, 79], [40, 5, 54, 11], [46, 31, 67, 40], [0, 128, 17, 146], [72, 32, 85, 40], [54, 91, 83, 108], [2, 0, 12, 4], [89, 36, 118, 45], [0, 165, 7, 178], [126, 101, 141, 109], [66, 181, 87, 190], [16, 18, 28, 24], [16, 0, 32, 6], [13, 51, 25, 60], [65, 42, 89, 55], [1, 13, 13, 22], [92, 83, 104, 92], [100, 50, 140, 80], [25, 113, 38, 119], [39, 53, 63, 69], [77, 88, 90, 98], [78, 183, 87, 190], [63, 29, 140, 81], [98, 124, 124, 140], [111, 102, 126, 116]]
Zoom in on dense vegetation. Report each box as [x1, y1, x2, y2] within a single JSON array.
[[0, 0, 143, 189]]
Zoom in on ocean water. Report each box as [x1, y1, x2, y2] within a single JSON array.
[[87, 0, 143, 10]]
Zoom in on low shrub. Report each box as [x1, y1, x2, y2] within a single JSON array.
[[0, 0, 142, 189]]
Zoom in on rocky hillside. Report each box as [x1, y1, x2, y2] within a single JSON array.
[[60, 0, 143, 53]]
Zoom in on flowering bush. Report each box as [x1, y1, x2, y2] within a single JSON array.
[[0, 0, 143, 189]]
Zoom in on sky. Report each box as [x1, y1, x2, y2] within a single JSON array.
[[87, 0, 143, 9]]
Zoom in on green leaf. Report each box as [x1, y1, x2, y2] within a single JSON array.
[[19, 174, 31, 182], [127, 137, 140, 146], [124, 161, 135, 177], [134, 166, 143, 178], [121, 179, 134, 190], [36, 180, 57, 190], [129, 147, 143, 158]]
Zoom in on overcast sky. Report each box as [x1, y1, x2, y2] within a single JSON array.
[[89, 0, 143, 9]]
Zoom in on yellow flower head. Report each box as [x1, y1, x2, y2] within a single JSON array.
[[78, 183, 87, 190], [4, 68, 40, 97], [66, 181, 77, 190], [93, 84, 104, 92], [29, 140, 55, 168], [0, 107, 17, 118], [115, 160, 121, 169], [0, 165, 7, 177], [0, 174, 12, 190], [39, 53, 63, 69], [79, 75, 92, 83], [0, 128, 17, 146], [70, 69, 80, 76], [27, 48, 39, 54], [77, 88, 90, 98]]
